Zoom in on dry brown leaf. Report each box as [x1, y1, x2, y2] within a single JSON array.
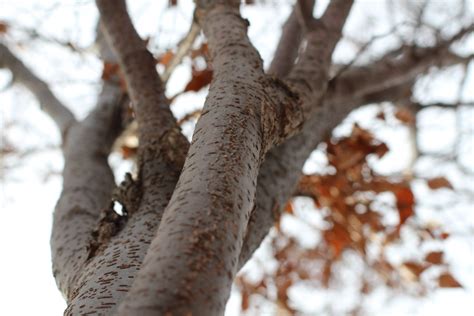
[[101, 62, 120, 81], [427, 177, 453, 190], [284, 202, 294, 214], [440, 232, 450, 240], [395, 187, 415, 226], [121, 145, 137, 159], [394, 108, 415, 124], [324, 223, 352, 257], [0, 21, 8, 34], [425, 251, 443, 265], [438, 273, 462, 288], [191, 43, 209, 59], [241, 290, 250, 311], [376, 110, 386, 121], [184, 68, 213, 92], [157, 50, 175, 67], [403, 262, 427, 277]]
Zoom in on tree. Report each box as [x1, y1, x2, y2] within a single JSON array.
[[0, 0, 473, 315]]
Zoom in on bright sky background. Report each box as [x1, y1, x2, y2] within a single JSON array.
[[0, 0, 473, 315]]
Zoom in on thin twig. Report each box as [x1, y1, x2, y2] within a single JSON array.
[[162, 20, 200, 82]]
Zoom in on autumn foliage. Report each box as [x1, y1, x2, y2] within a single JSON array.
[[105, 42, 464, 314], [1, 1, 471, 314], [237, 125, 461, 315]]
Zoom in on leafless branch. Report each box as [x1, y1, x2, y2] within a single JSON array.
[[288, 0, 354, 106], [296, 0, 315, 30], [97, 0, 189, 174], [326, 27, 474, 108], [0, 43, 76, 137], [416, 101, 474, 109], [6, 23, 87, 53], [267, 0, 315, 77], [177, 108, 202, 125], [161, 20, 201, 82], [51, 27, 129, 301]]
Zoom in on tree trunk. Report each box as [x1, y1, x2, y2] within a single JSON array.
[[1, 1, 472, 315]]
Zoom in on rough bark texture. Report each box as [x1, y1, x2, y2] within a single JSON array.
[[2, 1, 473, 315], [240, 0, 355, 264], [52, 82, 125, 299], [63, 1, 189, 313], [116, 2, 270, 314], [59, 29, 134, 316]]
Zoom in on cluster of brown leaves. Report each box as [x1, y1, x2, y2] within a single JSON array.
[[237, 125, 461, 315], [101, 62, 128, 92], [102, 41, 213, 100], [156, 42, 212, 94]]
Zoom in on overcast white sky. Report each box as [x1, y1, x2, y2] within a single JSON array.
[[0, 0, 473, 315]]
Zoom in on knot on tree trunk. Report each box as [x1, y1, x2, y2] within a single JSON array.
[[158, 126, 189, 171], [88, 203, 128, 259], [113, 172, 142, 215], [260, 76, 304, 152]]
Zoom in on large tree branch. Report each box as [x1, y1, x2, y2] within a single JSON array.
[[115, 2, 270, 314], [52, 79, 126, 299], [238, 82, 413, 267], [96, 0, 189, 182], [96, 0, 188, 249], [52, 27, 133, 316], [0, 40, 126, 300], [63, 2, 191, 314], [238, 25, 473, 267], [327, 24, 474, 107], [239, 0, 355, 268], [50, 34, 128, 301], [0, 43, 76, 137], [113, 2, 354, 314], [112, 1, 302, 314]]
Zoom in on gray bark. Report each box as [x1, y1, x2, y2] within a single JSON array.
[[1, 1, 472, 315]]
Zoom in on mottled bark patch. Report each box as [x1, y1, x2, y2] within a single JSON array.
[[269, 76, 304, 137], [158, 127, 189, 170], [88, 203, 128, 259]]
